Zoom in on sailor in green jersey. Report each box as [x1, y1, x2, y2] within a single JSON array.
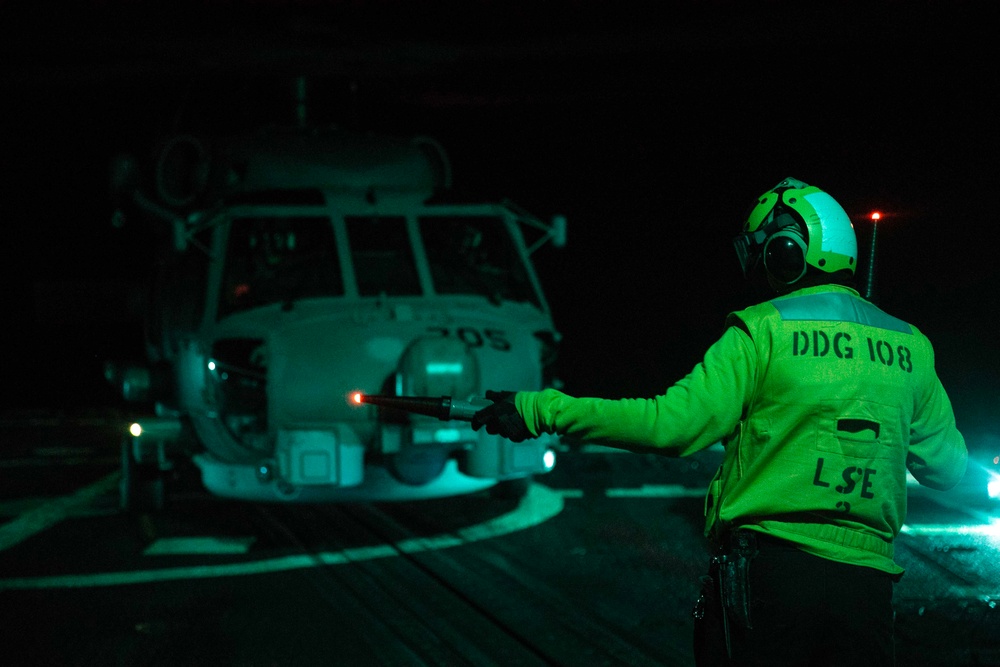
[[472, 177, 967, 666]]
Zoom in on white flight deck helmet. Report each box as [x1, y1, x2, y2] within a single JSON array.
[[734, 177, 858, 288]]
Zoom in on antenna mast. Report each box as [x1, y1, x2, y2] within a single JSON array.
[[863, 212, 881, 304]]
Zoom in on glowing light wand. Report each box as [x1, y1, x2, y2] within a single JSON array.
[[351, 393, 493, 421]]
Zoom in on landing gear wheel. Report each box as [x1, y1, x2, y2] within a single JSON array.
[[387, 448, 449, 486], [119, 438, 166, 513]]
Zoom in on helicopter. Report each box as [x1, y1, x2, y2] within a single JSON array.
[[105, 79, 565, 510]]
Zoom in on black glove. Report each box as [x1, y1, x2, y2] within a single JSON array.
[[471, 390, 533, 443]]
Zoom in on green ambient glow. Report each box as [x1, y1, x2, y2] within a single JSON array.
[[900, 520, 1000, 538]]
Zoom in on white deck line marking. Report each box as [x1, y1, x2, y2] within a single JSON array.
[[552, 488, 584, 499], [605, 484, 704, 499], [0, 497, 52, 516], [578, 444, 630, 454], [0, 482, 564, 590], [144, 536, 257, 556], [0, 471, 119, 553]]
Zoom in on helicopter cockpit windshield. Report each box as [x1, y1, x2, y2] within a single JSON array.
[[221, 216, 344, 316], [419, 215, 538, 306], [219, 212, 540, 316], [345, 215, 422, 297]]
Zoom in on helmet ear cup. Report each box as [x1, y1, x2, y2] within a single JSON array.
[[763, 229, 807, 285]]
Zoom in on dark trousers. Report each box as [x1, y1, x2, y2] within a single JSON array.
[[693, 532, 895, 666]]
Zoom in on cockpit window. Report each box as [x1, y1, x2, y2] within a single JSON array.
[[346, 216, 421, 297], [419, 216, 539, 306], [220, 216, 343, 316]]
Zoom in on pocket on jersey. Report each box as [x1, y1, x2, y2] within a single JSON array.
[[815, 400, 901, 461]]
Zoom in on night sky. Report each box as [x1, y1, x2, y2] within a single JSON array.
[[1, 2, 996, 453]]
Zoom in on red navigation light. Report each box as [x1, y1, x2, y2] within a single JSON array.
[[350, 392, 364, 405], [870, 211, 882, 222]]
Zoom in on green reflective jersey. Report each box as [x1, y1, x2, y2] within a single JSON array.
[[516, 284, 967, 574]]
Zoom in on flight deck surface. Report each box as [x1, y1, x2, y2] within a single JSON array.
[[1, 414, 997, 666]]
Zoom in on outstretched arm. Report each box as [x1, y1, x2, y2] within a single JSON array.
[[474, 325, 756, 457]]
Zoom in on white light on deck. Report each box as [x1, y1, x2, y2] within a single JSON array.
[[543, 449, 556, 470]]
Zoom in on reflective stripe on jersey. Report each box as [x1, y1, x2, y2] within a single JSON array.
[[772, 292, 912, 334]]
